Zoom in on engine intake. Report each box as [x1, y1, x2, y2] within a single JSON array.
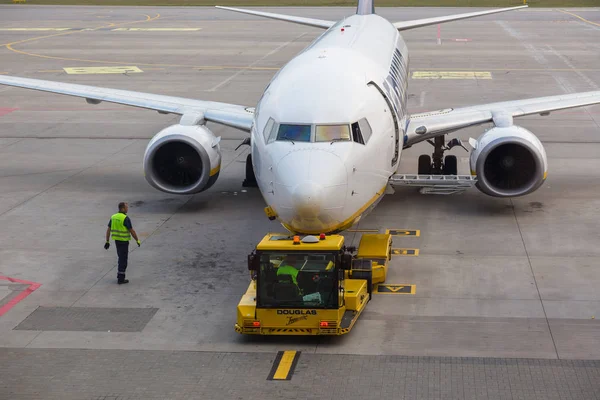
[[143, 124, 221, 195], [470, 126, 547, 197]]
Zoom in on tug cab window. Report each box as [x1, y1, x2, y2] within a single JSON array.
[[277, 124, 311, 142], [315, 125, 351, 142], [257, 251, 338, 309]]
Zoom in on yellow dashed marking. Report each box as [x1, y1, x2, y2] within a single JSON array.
[[63, 66, 143, 74], [112, 28, 202, 31], [375, 284, 416, 295], [267, 351, 300, 381], [392, 248, 419, 256], [386, 229, 420, 237], [412, 71, 492, 80]]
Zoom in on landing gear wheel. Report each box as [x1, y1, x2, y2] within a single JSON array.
[[418, 155, 432, 175], [443, 155, 458, 175], [242, 153, 258, 187]]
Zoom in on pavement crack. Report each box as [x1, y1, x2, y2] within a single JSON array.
[[510, 198, 560, 360]]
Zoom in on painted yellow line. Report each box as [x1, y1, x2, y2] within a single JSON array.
[[63, 66, 143, 75], [412, 71, 492, 80], [392, 248, 419, 256], [558, 9, 600, 27], [268, 351, 300, 380], [375, 284, 416, 295], [112, 28, 202, 31], [386, 229, 420, 237], [0, 28, 72, 31], [1, 13, 160, 50]]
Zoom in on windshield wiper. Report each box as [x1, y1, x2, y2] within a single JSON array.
[[280, 136, 295, 144], [330, 138, 348, 145]]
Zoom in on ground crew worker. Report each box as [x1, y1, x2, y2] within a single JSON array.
[[104, 202, 140, 284], [277, 256, 299, 285]]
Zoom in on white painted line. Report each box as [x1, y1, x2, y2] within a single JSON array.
[[63, 66, 143, 75], [112, 28, 202, 31], [208, 33, 306, 92], [412, 71, 492, 80]]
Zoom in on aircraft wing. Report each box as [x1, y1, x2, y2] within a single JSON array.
[[0, 75, 255, 132], [215, 6, 335, 29], [393, 6, 527, 31], [405, 90, 600, 147]]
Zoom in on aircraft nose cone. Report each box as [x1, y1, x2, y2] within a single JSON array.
[[272, 148, 347, 233], [292, 181, 323, 218]]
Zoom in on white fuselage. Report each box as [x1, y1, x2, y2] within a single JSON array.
[[250, 14, 409, 234]]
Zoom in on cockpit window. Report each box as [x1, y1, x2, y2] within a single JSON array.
[[351, 122, 364, 144], [315, 125, 351, 142], [263, 117, 275, 143], [277, 124, 311, 142], [349, 118, 373, 145], [358, 118, 372, 143]]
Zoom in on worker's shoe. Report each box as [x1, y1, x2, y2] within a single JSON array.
[[117, 278, 129, 284]]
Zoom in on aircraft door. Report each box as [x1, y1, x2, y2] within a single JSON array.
[[368, 81, 400, 168]]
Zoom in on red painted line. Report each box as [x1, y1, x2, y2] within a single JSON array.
[[0, 108, 18, 117], [0, 276, 41, 317]]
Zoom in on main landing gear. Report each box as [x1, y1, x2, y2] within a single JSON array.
[[417, 136, 468, 176]]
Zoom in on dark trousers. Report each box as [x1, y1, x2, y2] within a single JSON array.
[[115, 240, 129, 279]]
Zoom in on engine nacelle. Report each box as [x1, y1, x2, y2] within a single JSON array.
[[143, 124, 221, 195], [470, 126, 547, 197]]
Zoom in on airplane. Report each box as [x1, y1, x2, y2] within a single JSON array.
[[1, 1, 600, 235]]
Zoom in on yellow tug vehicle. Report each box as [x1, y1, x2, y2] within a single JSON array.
[[235, 232, 391, 335]]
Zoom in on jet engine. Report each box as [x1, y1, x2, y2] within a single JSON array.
[[470, 126, 547, 197], [143, 124, 221, 195]]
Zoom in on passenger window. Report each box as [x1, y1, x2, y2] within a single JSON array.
[[263, 118, 274, 143], [358, 118, 372, 143], [277, 124, 311, 142], [351, 122, 364, 145], [315, 125, 350, 142]]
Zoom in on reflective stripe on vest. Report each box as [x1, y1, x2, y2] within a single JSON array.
[[110, 213, 131, 241]]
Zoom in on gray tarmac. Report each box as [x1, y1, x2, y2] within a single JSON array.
[[0, 5, 600, 400]]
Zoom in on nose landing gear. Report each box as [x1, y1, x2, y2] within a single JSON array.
[[417, 136, 468, 176], [243, 154, 258, 187]]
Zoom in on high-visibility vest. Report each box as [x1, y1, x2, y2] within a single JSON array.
[[277, 264, 298, 285], [110, 213, 131, 241]]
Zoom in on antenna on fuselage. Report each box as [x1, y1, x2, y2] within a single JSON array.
[[356, 0, 375, 15]]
